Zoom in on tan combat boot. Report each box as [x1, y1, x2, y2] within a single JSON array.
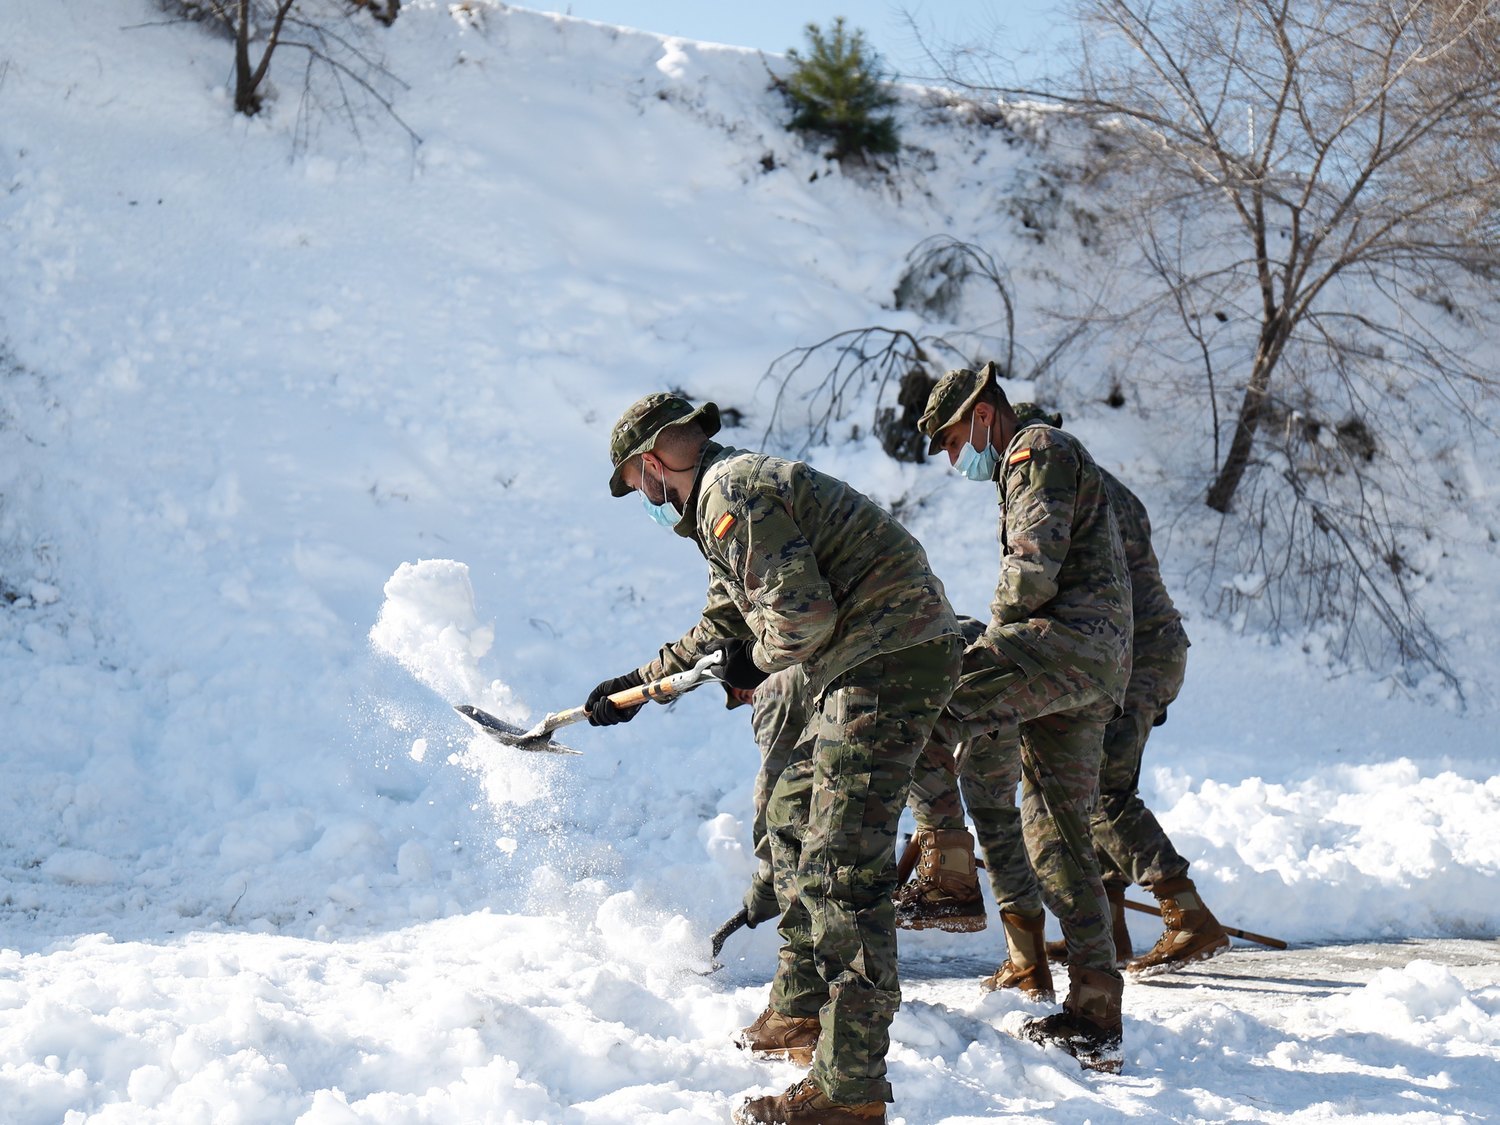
[[1018, 964, 1124, 1073], [1045, 883, 1132, 966], [980, 911, 1055, 1001], [893, 828, 987, 933], [1126, 875, 1230, 976], [734, 1007, 820, 1066], [733, 1077, 886, 1125]]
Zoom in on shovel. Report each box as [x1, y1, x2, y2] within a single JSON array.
[[456, 649, 725, 755]]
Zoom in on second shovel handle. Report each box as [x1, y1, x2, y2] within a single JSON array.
[[1123, 897, 1287, 949]]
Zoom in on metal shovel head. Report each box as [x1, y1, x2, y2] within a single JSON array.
[[455, 705, 582, 755]]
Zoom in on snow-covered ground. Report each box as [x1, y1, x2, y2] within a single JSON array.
[[1, 2, 1496, 1121]]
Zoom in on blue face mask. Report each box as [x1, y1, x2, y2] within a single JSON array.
[[641, 460, 681, 528], [954, 415, 998, 481], [643, 495, 678, 527]]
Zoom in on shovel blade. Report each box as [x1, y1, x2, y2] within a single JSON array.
[[455, 705, 582, 755]]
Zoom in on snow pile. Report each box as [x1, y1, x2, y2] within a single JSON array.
[[370, 558, 510, 713], [1329, 961, 1500, 1047], [1143, 761, 1500, 941]]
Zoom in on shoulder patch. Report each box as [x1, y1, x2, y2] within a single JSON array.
[[1007, 449, 1033, 466], [712, 512, 737, 540]]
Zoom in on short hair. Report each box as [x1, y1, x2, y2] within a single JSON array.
[[644, 419, 707, 466], [976, 379, 1010, 411]]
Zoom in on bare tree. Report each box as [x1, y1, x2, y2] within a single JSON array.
[[1032, 0, 1500, 507], [894, 236, 1017, 378], [926, 0, 1500, 691], [159, 1, 416, 145], [759, 328, 957, 461], [228, 0, 296, 115], [759, 236, 1025, 462]]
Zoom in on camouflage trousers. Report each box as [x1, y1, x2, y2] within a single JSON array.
[[903, 738, 967, 833], [765, 635, 961, 1105], [744, 667, 812, 927], [903, 615, 983, 837], [924, 642, 1121, 978], [1091, 629, 1190, 891]]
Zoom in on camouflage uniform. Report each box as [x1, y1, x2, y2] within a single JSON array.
[[763, 640, 960, 1092], [758, 624, 977, 923], [608, 393, 962, 1106], [903, 737, 968, 835], [919, 373, 1133, 994], [1090, 468, 1191, 891], [906, 440, 1196, 913]]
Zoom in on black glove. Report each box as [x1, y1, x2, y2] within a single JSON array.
[[706, 638, 770, 692], [743, 877, 781, 929], [586, 669, 646, 727]]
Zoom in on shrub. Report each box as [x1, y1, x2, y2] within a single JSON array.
[[777, 18, 900, 163]]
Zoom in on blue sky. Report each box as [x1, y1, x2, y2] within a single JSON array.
[[517, 1, 1072, 85]]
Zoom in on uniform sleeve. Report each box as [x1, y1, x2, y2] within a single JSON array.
[[1102, 470, 1153, 576], [636, 571, 749, 682], [986, 438, 1081, 633], [724, 489, 837, 672]]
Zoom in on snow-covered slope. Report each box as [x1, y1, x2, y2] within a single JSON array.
[[1, 3, 1496, 1120]]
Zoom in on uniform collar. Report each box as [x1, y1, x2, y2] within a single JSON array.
[[673, 440, 729, 540]]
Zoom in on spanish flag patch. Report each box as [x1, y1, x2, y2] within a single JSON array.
[[713, 512, 737, 540], [1008, 448, 1033, 466]]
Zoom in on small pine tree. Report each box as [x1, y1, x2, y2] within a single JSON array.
[[779, 18, 900, 163]]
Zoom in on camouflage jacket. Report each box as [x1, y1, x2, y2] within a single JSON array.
[[978, 423, 1133, 703], [639, 443, 959, 701], [1100, 467, 1188, 659]]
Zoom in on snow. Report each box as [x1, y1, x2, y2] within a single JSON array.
[[1, 1, 1496, 1121]]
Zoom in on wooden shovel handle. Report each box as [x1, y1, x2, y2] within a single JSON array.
[[539, 683, 668, 731], [1124, 897, 1287, 950], [896, 834, 921, 884], [605, 650, 725, 711], [608, 677, 689, 708]]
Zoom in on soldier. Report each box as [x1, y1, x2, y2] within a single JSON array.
[[1065, 408, 1229, 973], [901, 407, 1230, 979], [918, 364, 1133, 1073], [589, 392, 962, 1125]]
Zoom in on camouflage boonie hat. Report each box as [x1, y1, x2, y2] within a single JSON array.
[[918, 360, 1002, 455], [607, 391, 721, 497], [1013, 402, 1064, 430]]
